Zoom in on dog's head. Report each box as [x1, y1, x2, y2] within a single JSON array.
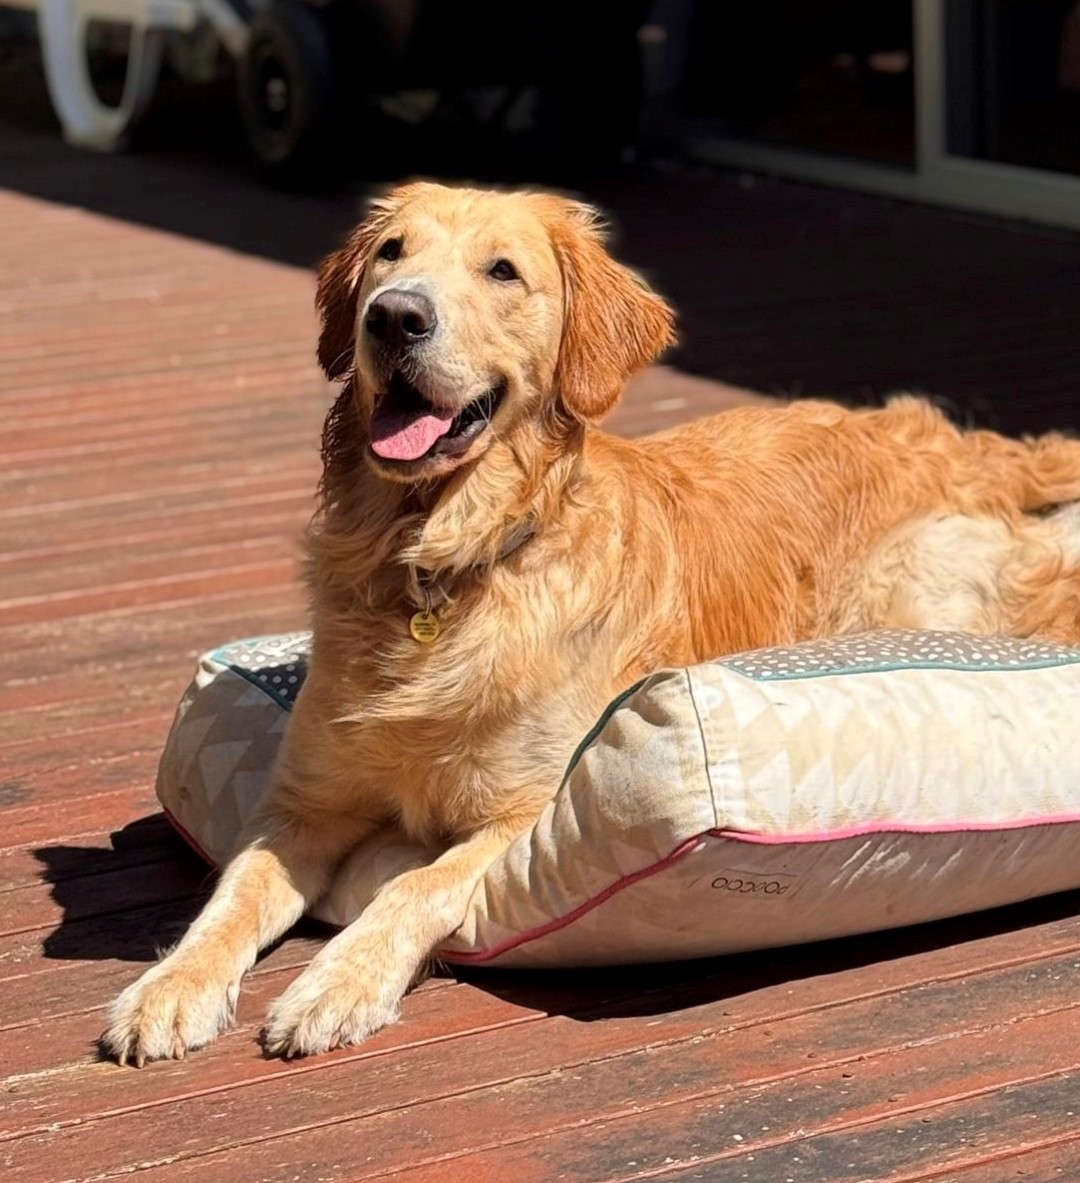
[[316, 183, 675, 484]]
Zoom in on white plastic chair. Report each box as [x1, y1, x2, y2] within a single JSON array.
[[36, 0, 246, 150]]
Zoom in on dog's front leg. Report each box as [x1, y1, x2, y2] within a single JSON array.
[[102, 804, 374, 1066], [263, 812, 533, 1057]]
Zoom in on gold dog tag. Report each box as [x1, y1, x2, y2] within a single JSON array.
[[409, 611, 441, 644]]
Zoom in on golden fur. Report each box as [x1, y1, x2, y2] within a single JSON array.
[[103, 183, 1080, 1064]]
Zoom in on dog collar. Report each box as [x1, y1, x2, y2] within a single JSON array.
[[408, 519, 538, 643]]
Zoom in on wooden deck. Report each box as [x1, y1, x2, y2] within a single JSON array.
[[2, 141, 1080, 1179]]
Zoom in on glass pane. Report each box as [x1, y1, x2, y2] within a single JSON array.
[[947, 0, 1080, 176], [682, 1, 915, 166]]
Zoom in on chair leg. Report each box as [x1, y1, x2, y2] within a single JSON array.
[[37, 0, 167, 151]]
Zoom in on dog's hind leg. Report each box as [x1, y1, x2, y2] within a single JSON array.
[[857, 511, 1080, 645]]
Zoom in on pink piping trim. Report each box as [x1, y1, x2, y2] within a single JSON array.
[[163, 805, 217, 868], [439, 814, 1080, 964], [161, 805, 1080, 966], [438, 833, 707, 965], [708, 813, 1080, 844]]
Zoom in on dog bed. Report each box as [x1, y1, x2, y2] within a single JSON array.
[[157, 630, 1080, 968]]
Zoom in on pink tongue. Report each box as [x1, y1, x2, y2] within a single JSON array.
[[370, 409, 455, 461]]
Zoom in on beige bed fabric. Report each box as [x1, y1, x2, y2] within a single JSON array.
[[157, 631, 1080, 968]]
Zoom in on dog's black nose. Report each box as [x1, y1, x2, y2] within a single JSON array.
[[365, 290, 437, 349]]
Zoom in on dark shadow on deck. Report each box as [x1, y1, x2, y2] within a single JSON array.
[[3, 43, 1080, 436], [33, 817, 338, 964], [461, 887, 1080, 1022]]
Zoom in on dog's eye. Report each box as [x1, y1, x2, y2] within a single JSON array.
[[377, 238, 403, 262], [488, 259, 519, 282]]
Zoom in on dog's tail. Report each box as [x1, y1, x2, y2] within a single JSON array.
[[966, 427, 1080, 514]]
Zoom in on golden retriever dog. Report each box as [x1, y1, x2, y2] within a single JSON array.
[[103, 182, 1080, 1065]]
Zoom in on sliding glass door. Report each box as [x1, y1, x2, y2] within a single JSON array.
[[946, 0, 1080, 177], [682, 0, 1080, 229]]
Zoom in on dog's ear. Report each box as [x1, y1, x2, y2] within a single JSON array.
[[315, 184, 425, 380], [315, 214, 384, 381], [546, 200, 676, 421]]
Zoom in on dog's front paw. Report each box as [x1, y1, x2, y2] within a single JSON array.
[[101, 956, 239, 1067], [263, 959, 400, 1059]]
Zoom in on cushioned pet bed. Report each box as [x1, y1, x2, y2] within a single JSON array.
[[158, 630, 1080, 968]]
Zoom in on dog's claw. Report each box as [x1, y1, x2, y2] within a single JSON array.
[[103, 960, 237, 1066], [263, 963, 403, 1061]]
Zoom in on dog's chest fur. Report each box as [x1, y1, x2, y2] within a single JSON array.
[[306, 569, 613, 845]]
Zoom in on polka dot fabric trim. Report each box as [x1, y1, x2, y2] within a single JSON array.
[[211, 633, 311, 708], [722, 630, 1080, 682], [210, 630, 1080, 704]]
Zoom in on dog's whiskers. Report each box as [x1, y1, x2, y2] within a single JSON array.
[[325, 345, 355, 378]]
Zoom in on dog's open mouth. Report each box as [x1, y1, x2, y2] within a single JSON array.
[[369, 372, 505, 464]]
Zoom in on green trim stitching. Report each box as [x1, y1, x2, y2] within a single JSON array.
[[555, 676, 648, 791]]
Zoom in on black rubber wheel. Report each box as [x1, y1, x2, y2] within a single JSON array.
[[238, 1, 341, 179]]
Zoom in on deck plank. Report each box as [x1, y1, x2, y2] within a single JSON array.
[[0, 814, 182, 892], [12, 986, 1075, 1182], [0, 927, 328, 1033], [583, 1071, 1080, 1183], [0, 586, 304, 684], [924, 1138, 1080, 1182], [4, 909, 1080, 1174], [0, 852, 206, 937]]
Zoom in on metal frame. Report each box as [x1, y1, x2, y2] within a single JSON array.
[[685, 0, 1080, 232]]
